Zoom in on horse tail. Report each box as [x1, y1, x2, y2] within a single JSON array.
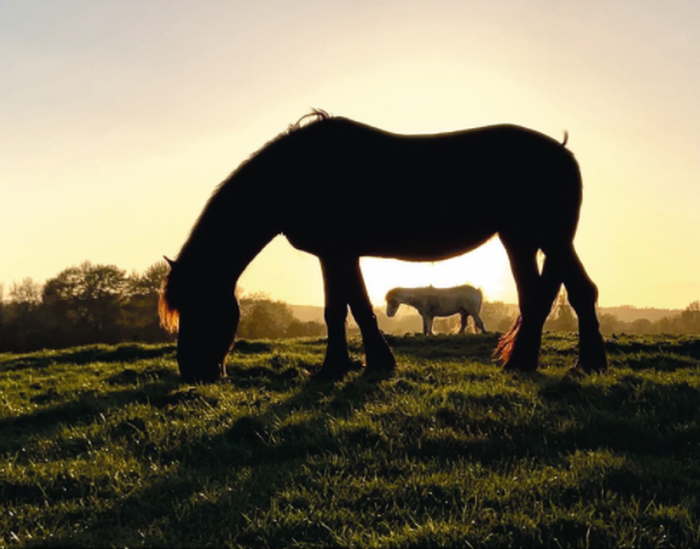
[[493, 314, 522, 362], [476, 287, 484, 312]]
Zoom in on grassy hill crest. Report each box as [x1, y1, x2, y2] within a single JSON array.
[[1, 333, 699, 547]]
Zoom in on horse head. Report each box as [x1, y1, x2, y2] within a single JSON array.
[[159, 257, 239, 382], [385, 289, 401, 317]]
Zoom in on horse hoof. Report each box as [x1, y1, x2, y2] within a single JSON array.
[[363, 366, 395, 380], [365, 355, 396, 377], [307, 362, 354, 381], [365, 358, 396, 374], [572, 358, 607, 373], [502, 358, 538, 373], [180, 373, 225, 384], [307, 368, 344, 381]]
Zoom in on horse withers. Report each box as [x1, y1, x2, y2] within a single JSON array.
[[386, 285, 487, 335], [159, 110, 607, 382]]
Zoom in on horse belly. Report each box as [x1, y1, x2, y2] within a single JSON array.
[[285, 217, 496, 261], [433, 303, 463, 317], [355, 223, 497, 261]]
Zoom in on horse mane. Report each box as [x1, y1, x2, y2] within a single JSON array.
[[205, 108, 331, 199], [159, 272, 181, 334], [158, 109, 332, 333], [289, 108, 331, 131]]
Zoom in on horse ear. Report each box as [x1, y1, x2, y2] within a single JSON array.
[[163, 256, 177, 269]]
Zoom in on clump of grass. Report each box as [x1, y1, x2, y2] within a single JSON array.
[[1, 334, 699, 547]]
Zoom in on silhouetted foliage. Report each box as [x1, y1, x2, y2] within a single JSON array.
[[43, 262, 128, 343], [0, 260, 697, 353], [481, 301, 519, 332], [544, 289, 577, 332], [286, 319, 326, 338], [1, 278, 45, 350], [238, 294, 325, 340], [592, 301, 699, 336], [374, 296, 699, 338], [0, 263, 325, 352], [0, 262, 171, 352], [120, 262, 170, 342]]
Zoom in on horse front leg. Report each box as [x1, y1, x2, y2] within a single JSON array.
[[344, 256, 396, 374], [473, 312, 488, 333], [422, 314, 434, 335], [314, 256, 353, 379]]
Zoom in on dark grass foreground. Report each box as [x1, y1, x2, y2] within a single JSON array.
[[1, 333, 699, 547]]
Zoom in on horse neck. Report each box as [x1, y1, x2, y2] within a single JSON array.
[[175, 139, 289, 284], [396, 290, 419, 308], [178, 212, 277, 286], [400, 289, 437, 311]]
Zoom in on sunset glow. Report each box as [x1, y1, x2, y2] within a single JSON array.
[[360, 239, 514, 306]]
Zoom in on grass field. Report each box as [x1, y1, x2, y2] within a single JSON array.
[[2, 332, 700, 547]]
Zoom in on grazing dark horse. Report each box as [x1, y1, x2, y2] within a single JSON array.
[[159, 109, 607, 382]]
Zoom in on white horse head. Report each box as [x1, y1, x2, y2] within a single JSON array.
[[385, 288, 402, 317]]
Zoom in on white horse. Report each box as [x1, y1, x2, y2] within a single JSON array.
[[385, 285, 487, 335]]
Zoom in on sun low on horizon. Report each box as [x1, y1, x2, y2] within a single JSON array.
[[1, 1, 699, 311], [236, 235, 515, 308]]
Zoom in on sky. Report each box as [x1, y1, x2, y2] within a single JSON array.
[[1, 1, 699, 310]]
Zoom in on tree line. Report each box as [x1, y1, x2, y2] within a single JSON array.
[[596, 301, 700, 336], [1, 261, 698, 353], [0, 261, 326, 353], [542, 291, 700, 336], [376, 291, 700, 337]]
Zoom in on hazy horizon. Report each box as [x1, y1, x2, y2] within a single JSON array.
[[2, 1, 699, 310]]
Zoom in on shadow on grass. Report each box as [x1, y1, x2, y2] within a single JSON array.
[[42, 367, 389, 547], [41, 364, 700, 547], [614, 351, 699, 372], [417, 372, 700, 467], [0, 373, 180, 460], [232, 340, 274, 354], [15, 335, 700, 547], [293, 332, 504, 364], [0, 343, 176, 373], [605, 335, 700, 360], [386, 332, 502, 357]]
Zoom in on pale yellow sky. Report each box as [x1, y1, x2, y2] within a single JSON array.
[[1, 1, 699, 309]]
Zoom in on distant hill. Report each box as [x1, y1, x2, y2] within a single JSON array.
[[289, 303, 683, 326], [290, 303, 433, 324], [289, 305, 326, 323], [599, 306, 682, 323]]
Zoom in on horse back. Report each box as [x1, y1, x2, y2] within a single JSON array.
[[273, 117, 583, 259], [303, 119, 580, 207]]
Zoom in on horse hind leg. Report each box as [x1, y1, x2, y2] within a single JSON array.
[[551, 244, 607, 372], [497, 242, 561, 371], [473, 312, 487, 333], [458, 310, 468, 335]]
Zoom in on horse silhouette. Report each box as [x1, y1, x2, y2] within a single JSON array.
[[386, 285, 487, 335], [159, 109, 607, 382]]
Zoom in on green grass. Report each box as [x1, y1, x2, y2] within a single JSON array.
[[1, 333, 699, 547]]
